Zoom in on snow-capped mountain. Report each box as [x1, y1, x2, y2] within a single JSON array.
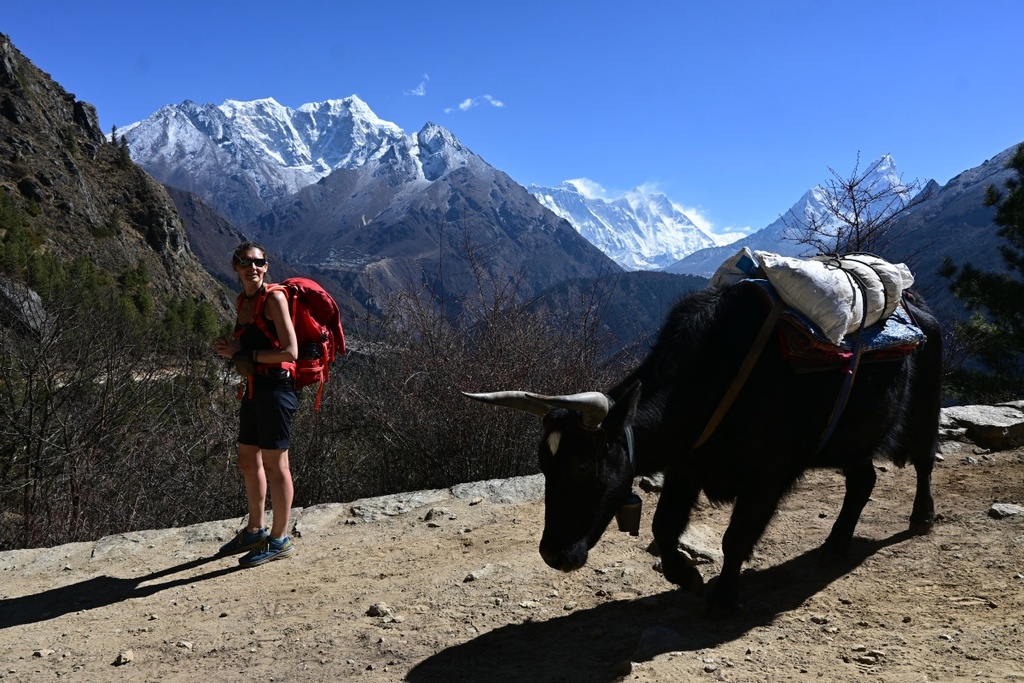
[[528, 181, 719, 271], [116, 95, 618, 321], [665, 154, 914, 277], [115, 96, 479, 225]]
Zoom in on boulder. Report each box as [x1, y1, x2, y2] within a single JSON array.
[[941, 404, 1024, 451]]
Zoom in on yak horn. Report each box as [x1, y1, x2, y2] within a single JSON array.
[[525, 391, 610, 430], [462, 390, 611, 429], [461, 391, 551, 418]]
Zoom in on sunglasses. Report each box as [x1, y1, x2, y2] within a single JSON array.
[[234, 256, 267, 268]]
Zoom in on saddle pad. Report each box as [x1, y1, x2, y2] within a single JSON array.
[[778, 300, 926, 371]]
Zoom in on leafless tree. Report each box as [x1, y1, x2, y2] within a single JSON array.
[[784, 153, 932, 257]]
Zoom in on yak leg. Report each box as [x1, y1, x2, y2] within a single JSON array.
[[651, 470, 703, 593], [902, 390, 939, 534], [711, 484, 788, 610], [908, 453, 935, 534], [820, 459, 876, 561]]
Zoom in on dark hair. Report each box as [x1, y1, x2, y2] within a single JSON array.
[[232, 241, 267, 264]]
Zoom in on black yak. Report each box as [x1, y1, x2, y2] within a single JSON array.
[[465, 279, 942, 609]]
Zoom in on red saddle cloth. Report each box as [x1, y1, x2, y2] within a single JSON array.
[[777, 302, 924, 372]]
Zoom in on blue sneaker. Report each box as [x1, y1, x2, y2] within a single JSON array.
[[239, 536, 296, 568], [217, 527, 269, 556]]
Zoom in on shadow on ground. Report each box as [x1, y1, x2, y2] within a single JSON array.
[[407, 530, 914, 683], [0, 555, 243, 629]]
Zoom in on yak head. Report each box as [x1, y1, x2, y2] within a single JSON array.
[[463, 382, 640, 572]]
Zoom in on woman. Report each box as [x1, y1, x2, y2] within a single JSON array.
[[214, 241, 299, 567]]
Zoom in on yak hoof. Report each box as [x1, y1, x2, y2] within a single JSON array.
[[704, 580, 744, 617], [909, 519, 934, 535], [661, 560, 704, 594]]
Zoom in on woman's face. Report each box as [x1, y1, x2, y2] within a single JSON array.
[[233, 248, 268, 288]]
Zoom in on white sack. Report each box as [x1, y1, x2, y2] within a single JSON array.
[[709, 247, 759, 289], [752, 251, 914, 344], [755, 252, 860, 344]]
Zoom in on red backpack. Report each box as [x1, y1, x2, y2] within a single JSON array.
[[235, 277, 346, 411]]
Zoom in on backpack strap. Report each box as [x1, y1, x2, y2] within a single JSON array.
[[234, 284, 298, 398]]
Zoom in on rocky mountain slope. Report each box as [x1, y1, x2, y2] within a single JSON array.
[[0, 33, 230, 317], [882, 144, 1018, 316]]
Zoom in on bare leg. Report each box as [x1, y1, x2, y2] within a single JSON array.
[[237, 443, 267, 532], [261, 448, 294, 539]]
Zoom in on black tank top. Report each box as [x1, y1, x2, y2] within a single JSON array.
[[235, 315, 294, 391]]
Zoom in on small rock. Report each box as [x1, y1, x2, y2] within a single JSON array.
[[464, 565, 492, 582], [468, 497, 484, 506], [176, 641, 193, 651], [32, 649, 55, 658], [423, 508, 449, 522], [989, 503, 1024, 519], [113, 649, 134, 666], [639, 474, 664, 493], [366, 603, 393, 618]]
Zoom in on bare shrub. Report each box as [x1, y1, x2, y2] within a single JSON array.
[[289, 258, 627, 505], [0, 279, 240, 549]]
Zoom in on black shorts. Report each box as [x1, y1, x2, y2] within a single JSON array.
[[238, 381, 299, 450]]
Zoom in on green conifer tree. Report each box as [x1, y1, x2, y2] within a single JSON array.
[[940, 144, 1024, 399]]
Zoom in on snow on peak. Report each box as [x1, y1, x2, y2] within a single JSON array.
[[529, 180, 718, 271], [415, 122, 478, 180], [119, 95, 414, 203], [665, 154, 913, 278]]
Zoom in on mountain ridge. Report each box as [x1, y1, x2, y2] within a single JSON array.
[[528, 181, 720, 271]]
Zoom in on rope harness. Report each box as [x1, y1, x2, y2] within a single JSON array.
[[692, 272, 880, 455]]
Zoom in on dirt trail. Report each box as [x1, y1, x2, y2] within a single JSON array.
[[1, 440, 1022, 682]]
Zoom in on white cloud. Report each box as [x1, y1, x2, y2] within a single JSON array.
[[675, 203, 753, 244], [444, 94, 505, 113], [404, 73, 429, 97], [565, 178, 611, 200]]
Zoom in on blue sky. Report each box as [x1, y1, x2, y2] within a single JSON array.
[[5, 1, 1023, 237]]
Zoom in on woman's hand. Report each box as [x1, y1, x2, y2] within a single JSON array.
[[214, 335, 240, 360]]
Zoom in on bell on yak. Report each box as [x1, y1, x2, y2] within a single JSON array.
[[616, 491, 642, 536]]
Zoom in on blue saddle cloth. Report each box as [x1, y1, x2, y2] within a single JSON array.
[[746, 279, 925, 369]]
